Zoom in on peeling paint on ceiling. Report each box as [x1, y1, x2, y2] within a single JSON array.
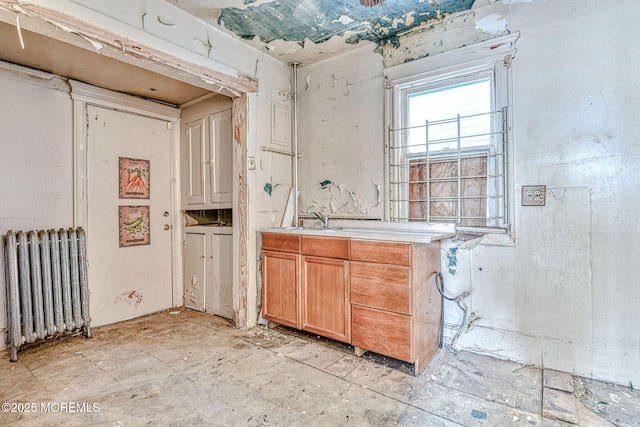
[[169, 0, 476, 64], [219, 0, 474, 47]]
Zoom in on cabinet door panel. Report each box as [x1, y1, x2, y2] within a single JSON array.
[[350, 262, 411, 314], [184, 232, 206, 311], [262, 250, 301, 329], [351, 304, 412, 363], [209, 109, 232, 205], [302, 256, 350, 343], [207, 233, 233, 319], [183, 118, 206, 205]]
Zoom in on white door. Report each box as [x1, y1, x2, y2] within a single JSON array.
[[86, 105, 174, 326]]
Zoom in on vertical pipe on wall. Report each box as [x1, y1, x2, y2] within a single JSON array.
[[289, 61, 301, 227]]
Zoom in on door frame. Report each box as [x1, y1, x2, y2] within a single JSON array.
[[70, 80, 183, 307]]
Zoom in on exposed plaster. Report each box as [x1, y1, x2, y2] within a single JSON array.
[[472, 0, 513, 35], [305, 180, 381, 216], [217, 0, 474, 48], [336, 14, 354, 26], [382, 9, 497, 66], [447, 247, 458, 275]]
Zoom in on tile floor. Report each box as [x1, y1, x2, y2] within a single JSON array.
[[1, 309, 638, 426]]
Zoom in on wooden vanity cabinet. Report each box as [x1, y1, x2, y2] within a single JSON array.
[[301, 236, 350, 343], [350, 240, 441, 374], [261, 231, 442, 374], [261, 233, 301, 329]]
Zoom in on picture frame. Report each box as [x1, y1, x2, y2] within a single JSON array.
[[118, 205, 150, 247], [119, 157, 150, 199]]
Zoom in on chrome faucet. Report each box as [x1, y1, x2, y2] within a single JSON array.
[[311, 211, 329, 228]]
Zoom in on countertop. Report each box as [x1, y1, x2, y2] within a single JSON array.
[[260, 220, 456, 244]]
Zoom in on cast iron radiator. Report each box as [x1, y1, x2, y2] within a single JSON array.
[[3, 228, 91, 361]]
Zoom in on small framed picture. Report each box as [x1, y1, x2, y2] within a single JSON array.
[[119, 157, 150, 199], [119, 205, 150, 247]]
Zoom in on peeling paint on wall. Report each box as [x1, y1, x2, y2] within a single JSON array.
[[382, 9, 497, 66], [447, 247, 458, 275], [319, 179, 333, 189], [263, 181, 283, 196], [298, 46, 384, 219], [263, 182, 272, 196], [306, 181, 380, 216]]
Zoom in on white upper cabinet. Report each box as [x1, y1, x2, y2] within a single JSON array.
[[208, 109, 232, 205], [184, 117, 206, 205], [181, 108, 232, 209]]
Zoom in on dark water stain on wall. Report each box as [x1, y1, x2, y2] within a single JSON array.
[[218, 0, 474, 47]]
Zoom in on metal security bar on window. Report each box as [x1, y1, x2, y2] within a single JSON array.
[[388, 108, 508, 229]]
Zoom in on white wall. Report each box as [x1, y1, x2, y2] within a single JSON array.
[[297, 0, 640, 386], [246, 58, 293, 325], [0, 65, 74, 349], [297, 46, 386, 219]]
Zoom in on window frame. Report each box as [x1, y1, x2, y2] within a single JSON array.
[[383, 33, 518, 239]]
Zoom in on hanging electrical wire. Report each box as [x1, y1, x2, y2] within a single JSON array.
[[435, 271, 477, 354]]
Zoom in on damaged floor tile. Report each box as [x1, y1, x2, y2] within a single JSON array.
[[1, 309, 638, 426], [544, 387, 579, 425], [545, 369, 575, 393]]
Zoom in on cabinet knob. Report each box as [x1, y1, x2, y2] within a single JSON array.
[[164, 224, 171, 231]]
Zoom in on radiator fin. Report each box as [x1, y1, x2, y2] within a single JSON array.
[[3, 227, 91, 361]]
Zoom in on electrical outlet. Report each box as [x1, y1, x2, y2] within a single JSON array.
[[521, 185, 546, 206]]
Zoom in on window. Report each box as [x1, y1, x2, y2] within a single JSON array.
[[384, 34, 518, 234]]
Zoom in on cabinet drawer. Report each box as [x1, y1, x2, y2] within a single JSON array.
[[350, 262, 411, 314], [262, 233, 300, 254], [301, 236, 349, 259], [350, 240, 411, 266], [351, 304, 412, 363]]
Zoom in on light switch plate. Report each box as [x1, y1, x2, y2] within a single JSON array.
[[522, 185, 546, 206]]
